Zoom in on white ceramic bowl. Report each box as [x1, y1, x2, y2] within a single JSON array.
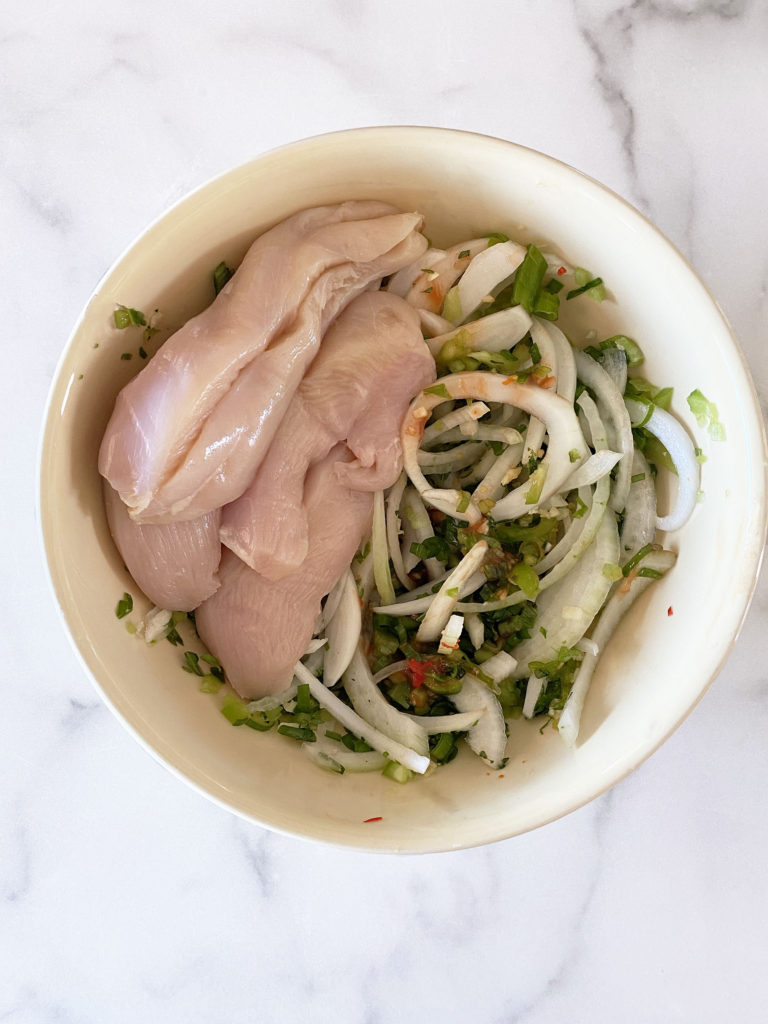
[[40, 127, 767, 853]]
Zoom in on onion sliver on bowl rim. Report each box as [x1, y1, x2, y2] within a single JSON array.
[[38, 127, 768, 854]]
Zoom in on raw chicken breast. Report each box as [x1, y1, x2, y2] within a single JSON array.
[[195, 447, 373, 699], [220, 291, 435, 578], [103, 483, 220, 611], [99, 202, 426, 522]]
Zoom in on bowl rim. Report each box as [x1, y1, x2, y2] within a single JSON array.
[[38, 125, 768, 853]]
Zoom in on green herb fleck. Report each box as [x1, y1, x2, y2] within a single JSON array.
[[115, 592, 133, 619]]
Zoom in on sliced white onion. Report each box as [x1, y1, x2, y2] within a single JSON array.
[[340, 646, 429, 759], [385, 472, 413, 591], [371, 659, 410, 686], [419, 709, 487, 734], [561, 449, 622, 490], [465, 612, 485, 649], [418, 309, 455, 337], [452, 241, 526, 324], [323, 570, 362, 687], [372, 488, 395, 605], [451, 675, 507, 768], [625, 399, 700, 532], [401, 371, 588, 522], [477, 649, 517, 685], [375, 571, 486, 616], [620, 450, 657, 557], [294, 662, 430, 774], [522, 673, 542, 719], [405, 238, 489, 313], [426, 305, 532, 358], [438, 613, 464, 654], [387, 247, 444, 297], [416, 541, 489, 642], [400, 486, 442, 579], [142, 606, 173, 644], [573, 348, 633, 513], [537, 319, 576, 403], [558, 549, 677, 746], [421, 402, 490, 448], [304, 637, 328, 655]]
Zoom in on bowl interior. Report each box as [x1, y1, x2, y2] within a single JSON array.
[[40, 128, 767, 852]]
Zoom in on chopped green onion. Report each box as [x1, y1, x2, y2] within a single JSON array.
[[182, 651, 205, 676], [456, 490, 471, 513], [602, 562, 623, 582], [544, 278, 564, 294], [430, 732, 459, 764], [199, 675, 222, 694], [694, 447, 707, 464], [458, 249, 471, 259], [600, 334, 644, 366], [687, 389, 726, 441], [512, 561, 539, 599], [294, 683, 319, 714], [486, 232, 510, 247], [622, 542, 656, 575], [511, 244, 547, 314], [566, 276, 604, 301], [525, 464, 548, 505], [278, 724, 316, 742], [532, 289, 560, 320], [120, 353, 132, 361], [569, 449, 581, 463], [382, 760, 413, 783], [115, 593, 133, 619], [213, 261, 234, 295], [442, 286, 462, 322], [113, 305, 147, 329], [637, 567, 664, 580]]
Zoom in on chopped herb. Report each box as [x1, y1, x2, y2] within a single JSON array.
[[530, 341, 542, 364], [199, 675, 222, 694], [113, 305, 147, 329], [694, 447, 707, 464], [512, 561, 539, 599], [458, 249, 471, 259], [566, 276, 604, 301], [424, 383, 451, 399], [115, 593, 133, 619], [569, 449, 581, 463], [182, 651, 205, 676], [486, 232, 510, 247], [687, 389, 726, 441], [511, 244, 547, 314], [138, 346, 148, 359], [544, 278, 564, 294], [120, 352, 132, 360], [631, 472, 646, 482], [602, 562, 623, 582], [456, 490, 471, 513], [213, 261, 234, 295], [445, 587, 459, 599], [410, 536, 452, 562]]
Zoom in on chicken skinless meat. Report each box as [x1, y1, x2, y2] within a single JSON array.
[[219, 291, 435, 579], [103, 483, 220, 611], [99, 203, 426, 522], [195, 446, 374, 699]]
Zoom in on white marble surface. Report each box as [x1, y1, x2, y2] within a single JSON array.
[[5, 1, 768, 1021]]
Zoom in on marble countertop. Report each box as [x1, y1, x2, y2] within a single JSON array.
[[5, 1, 767, 1021]]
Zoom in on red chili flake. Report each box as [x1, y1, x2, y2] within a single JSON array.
[[406, 657, 442, 688], [363, 816, 383, 823], [667, 606, 674, 616], [557, 265, 567, 276]]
